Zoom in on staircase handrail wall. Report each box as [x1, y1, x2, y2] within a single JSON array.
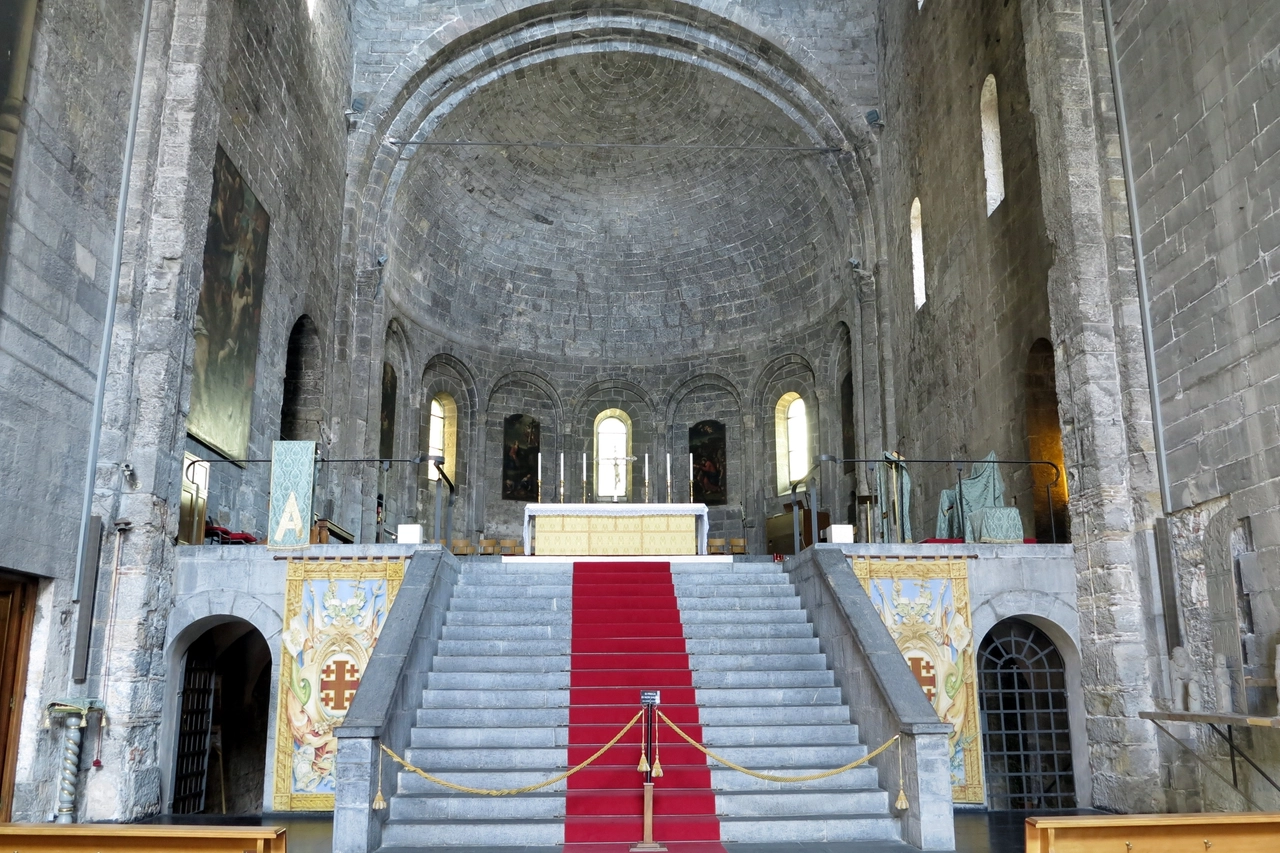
[[334, 546, 461, 853], [787, 545, 955, 851]]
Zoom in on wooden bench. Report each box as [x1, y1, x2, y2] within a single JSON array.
[[1027, 812, 1280, 853], [0, 823, 287, 852]]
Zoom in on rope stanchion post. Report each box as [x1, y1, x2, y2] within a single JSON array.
[[631, 691, 667, 853]]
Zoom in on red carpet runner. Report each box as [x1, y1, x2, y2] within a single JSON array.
[[565, 561, 723, 851]]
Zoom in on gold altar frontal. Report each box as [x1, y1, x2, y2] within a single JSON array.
[[535, 513, 696, 556]]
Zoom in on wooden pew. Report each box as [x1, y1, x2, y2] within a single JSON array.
[[1027, 812, 1280, 853], [0, 823, 286, 852]]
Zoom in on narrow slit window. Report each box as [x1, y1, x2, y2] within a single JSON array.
[[911, 198, 926, 308], [982, 74, 1005, 215]]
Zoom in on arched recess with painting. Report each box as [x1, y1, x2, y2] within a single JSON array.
[[668, 374, 744, 540]]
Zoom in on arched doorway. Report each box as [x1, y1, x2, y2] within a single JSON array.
[[978, 618, 1076, 809], [172, 621, 272, 814]]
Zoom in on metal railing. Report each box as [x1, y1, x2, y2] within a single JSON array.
[[788, 454, 1066, 554]]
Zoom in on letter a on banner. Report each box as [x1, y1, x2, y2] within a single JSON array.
[[269, 440, 316, 548]]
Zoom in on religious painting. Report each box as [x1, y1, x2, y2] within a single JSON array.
[[189, 146, 269, 461], [851, 557, 985, 804], [501, 414, 540, 501], [689, 420, 727, 505], [273, 559, 404, 810]]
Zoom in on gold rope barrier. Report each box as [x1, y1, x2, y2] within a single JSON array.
[[378, 709, 643, 797], [657, 709, 900, 783]]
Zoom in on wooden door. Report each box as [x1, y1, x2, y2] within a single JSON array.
[[0, 572, 37, 820]]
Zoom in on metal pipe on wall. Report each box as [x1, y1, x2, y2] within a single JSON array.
[[1099, 0, 1172, 515], [71, 0, 155, 607]]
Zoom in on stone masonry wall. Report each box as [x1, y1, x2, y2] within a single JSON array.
[[1111, 0, 1280, 808]]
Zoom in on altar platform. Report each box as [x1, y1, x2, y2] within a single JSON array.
[[522, 502, 710, 555]]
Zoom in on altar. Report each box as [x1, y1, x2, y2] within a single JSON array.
[[522, 503, 710, 556]]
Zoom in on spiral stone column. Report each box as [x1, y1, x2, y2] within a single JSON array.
[[44, 700, 102, 824]]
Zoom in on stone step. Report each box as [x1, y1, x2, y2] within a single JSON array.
[[687, 652, 827, 671], [450, 598, 573, 612], [681, 743, 869, 767], [453, 584, 573, 598], [695, 687, 843, 706], [410, 726, 571, 749], [437, 639, 572, 656], [405, 746, 566, 769], [416, 707, 569, 727], [700, 723, 861, 747], [709, 765, 882, 791], [422, 689, 569, 709], [718, 814, 902, 843], [682, 622, 814, 639], [684, 637, 818, 654], [380, 818, 563, 847], [692, 670, 834, 689], [446, 611, 573, 626], [675, 596, 801, 610], [427, 671, 569, 690], [442, 625, 573, 640], [433, 655, 571, 673], [389, 792, 565, 821], [397, 769, 569, 794], [716, 789, 889, 816], [676, 584, 796, 598], [697, 704, 852, 726], [671, 571, 792, 583], [678, 609, 809, 624]]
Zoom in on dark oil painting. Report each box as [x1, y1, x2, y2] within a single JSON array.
[[189, 146, 269, 461], [690, 420, 727, 505], [502, 414, 540, 501]]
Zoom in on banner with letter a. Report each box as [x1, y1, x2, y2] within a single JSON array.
[[268, 440, 315, 548], [273, 558, 405, 810]]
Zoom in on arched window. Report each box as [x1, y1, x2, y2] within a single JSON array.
[[426, 393, 457, 482], [911, 197, 926, 308], [981, 74, 1006, 215], [775, 392, 810, 494], [594, 409, 631, 499]]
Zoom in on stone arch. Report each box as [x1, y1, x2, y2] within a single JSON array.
[[482, 370, 562, 535], [160, 599, 283, 813], [971, 604, 1090, 808], [828, 321, 859, 522], [667, 374, 745, 510], [420, 354, 479, 532], [570, 380, 658, 500], [752, 354, 819, 502]]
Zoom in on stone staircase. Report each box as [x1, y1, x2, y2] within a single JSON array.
[[378, 557, 902, 849]]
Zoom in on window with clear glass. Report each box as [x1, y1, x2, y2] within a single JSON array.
[[982, 75, 1006, 215], [596, 415, 628, 498], [911, 197, 926, 308], [775, 392, 811, 494], [427, 398, 446, 481]]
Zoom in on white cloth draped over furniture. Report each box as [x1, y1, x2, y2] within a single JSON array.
[[522, 503, 710, 556]]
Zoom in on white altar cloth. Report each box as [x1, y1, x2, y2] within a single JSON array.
[[522, 503, 710, 556]]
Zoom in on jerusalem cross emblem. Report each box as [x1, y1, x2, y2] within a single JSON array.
[[320, 656, 361, 713]]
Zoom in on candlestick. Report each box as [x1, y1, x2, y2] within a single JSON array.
[[689, 453, 694, 503], [644, 454, 650, 503], [559, 453, 565, 504], [537, 452, 542, 503], [666, 454, 671, 503], [582, 452, 588, 502]]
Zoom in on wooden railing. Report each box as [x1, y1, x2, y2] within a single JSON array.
[[0, 823, 286, 852], [1026, 812, 1280, 853]]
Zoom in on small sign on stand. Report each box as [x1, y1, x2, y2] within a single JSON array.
[[631, 691, 667, 852]]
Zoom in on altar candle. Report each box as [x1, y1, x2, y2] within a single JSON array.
[[559, 453, 565, 503], [582, 452, 588, 501], [644, 454, 650, 503], [689, 453, 695, 502], [666, 454, 671, 503], [537, 452, 542, 502]]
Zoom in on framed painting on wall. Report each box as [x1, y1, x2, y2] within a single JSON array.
[[189, 146, 269, 461], [689, 420, 727, 505], [501, 414, 540, 501]]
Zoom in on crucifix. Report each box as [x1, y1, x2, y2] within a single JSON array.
[[611, 455, 637, 502]]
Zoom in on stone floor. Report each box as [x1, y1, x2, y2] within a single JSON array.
[[142, 809, 1100, 852]]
